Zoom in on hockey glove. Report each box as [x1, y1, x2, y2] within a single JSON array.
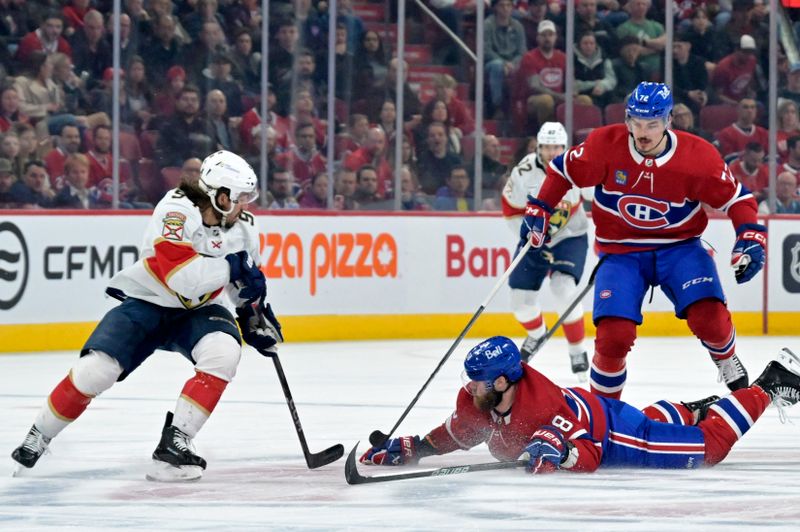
[[524, 425, 568, 474], [520, 196, 554, 249], [359, 436, 420, 466], [236, 300, 284, 354], [731, 223, 766, 284], [225, 250, 266, 303]]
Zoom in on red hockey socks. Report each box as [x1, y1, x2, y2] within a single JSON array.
[[700, 387, 770, 465], [642, 401, 695, 425], [562, 319, 585, 345], [174, 371, 229, 437], [686, 299, 736, 361], [48, 373, 93, 422], [590, 318, 636, 399]]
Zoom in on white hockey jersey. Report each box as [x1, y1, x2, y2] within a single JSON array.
[[501, 153, 589, 246], [107, 188, 261, 309]]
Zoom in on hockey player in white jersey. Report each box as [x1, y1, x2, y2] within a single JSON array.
[[11, 150, 283, 481], [501, 122, 591, 376]]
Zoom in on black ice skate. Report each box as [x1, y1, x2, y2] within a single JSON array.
[[680, 395, 721, 424], [570, 351, 589, 374], [146, 412, 206, 482], [753, 348, 800, 410], [712, 353, 749, 391], [11, 424, 51, 470], [520, 336, 544, 363]]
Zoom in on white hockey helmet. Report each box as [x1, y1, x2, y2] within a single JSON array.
[[536, 121, 568, 147], [199, 150, 259, 215]]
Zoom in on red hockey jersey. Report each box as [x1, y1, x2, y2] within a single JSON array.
[[425, 364, 605, 472], [538, 124, 757, 254]]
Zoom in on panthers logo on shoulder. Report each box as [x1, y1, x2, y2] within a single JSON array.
[[548, 201, 573, 236]]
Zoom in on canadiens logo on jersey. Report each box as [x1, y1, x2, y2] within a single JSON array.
[[162, 211, 187, 241], [616, 195, 672, 229]]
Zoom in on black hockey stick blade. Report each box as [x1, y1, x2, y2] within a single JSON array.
[[306, 443, 345, 469], [344, 443, 526, 484], [262, 350, 344, 468]]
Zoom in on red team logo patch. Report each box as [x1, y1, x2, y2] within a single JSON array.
[[599, 289, 612, 299], [617, 196, 671, 230]]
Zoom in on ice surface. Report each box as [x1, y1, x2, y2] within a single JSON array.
[[2, 336, 800, 531]]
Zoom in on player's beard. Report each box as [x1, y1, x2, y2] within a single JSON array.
[[473, 388, 503, 412]]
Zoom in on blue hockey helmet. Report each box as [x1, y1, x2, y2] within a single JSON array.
[[464, 336, 523, 384], [626, 82, 673, 121]]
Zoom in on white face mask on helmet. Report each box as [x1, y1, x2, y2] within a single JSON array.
[[198, 150, 259, 219], [536, 121, 568, 166]]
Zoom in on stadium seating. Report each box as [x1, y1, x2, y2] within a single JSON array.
[[699, 104, 738, 133]]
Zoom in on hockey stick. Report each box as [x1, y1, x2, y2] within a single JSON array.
[[369, 241, 532, 448], [263, 351, 345, 468], [344, 443, 526, 484], [523, 254, 608, 360]]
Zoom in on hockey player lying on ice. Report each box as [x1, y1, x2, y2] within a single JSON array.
[[360, 337, 800, 473]]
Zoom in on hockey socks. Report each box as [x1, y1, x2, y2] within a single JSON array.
[[642, 401, 696, 426], [35, 373, 94, 439], [700, 387, 770, 465], [174, 371, 229, 437], [590, 318, 636, 399], [687, 299, 737, 361]]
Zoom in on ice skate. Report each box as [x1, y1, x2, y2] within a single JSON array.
[[570, 351, 589, 376], [680, 394, 720, 424], [11, 424, 51, 473], [712, 353, 749, 391], [520, 336, 544, 363], [146, 412, 206, 482], [753, 348, 800, 409]]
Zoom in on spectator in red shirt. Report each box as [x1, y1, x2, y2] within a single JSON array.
[[44, 123, 82, 190], [238, 85, 289, 155], [63, 0, 90, 34], [277, 122, 327, 189], [343, 127, 392, 197], [710, 35, 758, 105], [335, 113, 369, 160], [153, 66, 186, 119], [515, 20, 565, 128], [298, 172, 330, 209], [779, 136, 800, 176], [777, 100, 800, 162], [434, 73, 475, 137], [0, 85, 28, 132], [715, 97, 768, 159], [729, 142, 768, 202], [16, 11, 73, 66]]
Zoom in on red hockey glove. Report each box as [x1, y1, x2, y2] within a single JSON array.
[[731, 223, 766, 284], [524, 426, 568, 474], [359, 436, 420, 466], [520, 196, 554, 249]]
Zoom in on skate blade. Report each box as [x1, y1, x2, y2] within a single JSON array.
[[778, 348, 800, 376], [11, 463, 29, 478], [575, 371, 588, 383], [145, 460, 203, 482]]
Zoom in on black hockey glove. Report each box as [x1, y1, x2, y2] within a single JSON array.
[[236, 300, 284, 355]]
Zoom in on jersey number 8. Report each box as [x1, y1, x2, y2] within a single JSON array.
[[550, 415, 573, 432]]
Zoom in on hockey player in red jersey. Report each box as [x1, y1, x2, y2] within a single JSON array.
[[519, 82, 766, 399], [11, 150, 283, 481], [360, 337, 800, 473]]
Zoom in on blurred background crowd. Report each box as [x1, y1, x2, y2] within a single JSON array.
[[0, 0, 798, 214]]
